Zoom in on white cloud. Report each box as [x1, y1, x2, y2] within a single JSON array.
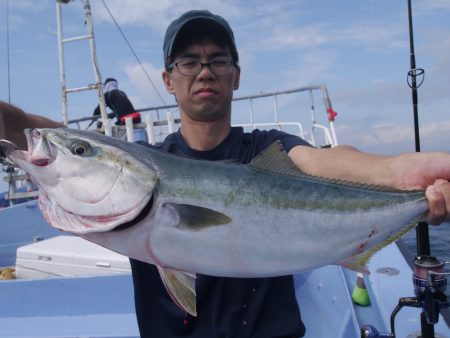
[[363, 123, 414, 147], [122, 61, 174, 109], [9, 1, 48, 12], [91, 0, 243, 33], [422, 31, 450, 86], [421, 120, 450, 140], [282, 49, 337, 87], [336, 119, 450, 155], [264, 23, 403, 52], [416, 0, 450, 13], [264, 24, 330, 50]]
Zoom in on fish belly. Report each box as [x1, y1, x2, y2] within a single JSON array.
[[148, 198, 427, 277]]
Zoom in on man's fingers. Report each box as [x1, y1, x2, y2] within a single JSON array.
[[437, 180, 450, 222], [425, 180, 450, 225]]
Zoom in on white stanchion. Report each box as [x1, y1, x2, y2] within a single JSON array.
[[125, 117, 134, 142], [167, 111, 175, 134], [145, 114, 155, 145]]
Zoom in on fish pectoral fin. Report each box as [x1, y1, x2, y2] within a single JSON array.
[[157, 266, 198, 316], [168, 203, 231, 230]]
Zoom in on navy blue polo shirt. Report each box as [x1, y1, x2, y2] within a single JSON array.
[[131, 127, 310, 338]]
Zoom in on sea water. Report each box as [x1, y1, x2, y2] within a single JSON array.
[[402, 221, 450, 295], [403, 222, 450, 270]]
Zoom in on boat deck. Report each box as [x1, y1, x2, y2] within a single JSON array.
[[1, 200, 449, 337], [0, 274, 138, 338]]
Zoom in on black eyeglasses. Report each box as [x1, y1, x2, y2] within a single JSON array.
[[168, 57, 237, 76]]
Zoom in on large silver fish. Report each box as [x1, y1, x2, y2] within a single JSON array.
[[0, 128, 428, 316]]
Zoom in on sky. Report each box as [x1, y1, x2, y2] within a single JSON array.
[[1, 0, 450, 161]]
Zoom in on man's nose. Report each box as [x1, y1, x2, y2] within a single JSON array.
[[197, 63, 215, 79]]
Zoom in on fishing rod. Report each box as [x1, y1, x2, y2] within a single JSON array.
[[361, 2, 449, 337], [387, 2, 449, 338], [406, 1, 448, 337], [406, 0, 428, 257]]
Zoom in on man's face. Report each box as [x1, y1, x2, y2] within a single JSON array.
[[162, 39, 240, 122]]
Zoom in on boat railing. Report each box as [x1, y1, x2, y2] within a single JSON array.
[[66, 84, 339, 148], [230, 84, 338, 147], [311, 123, 335, 147], [2, 171, 39, 205]]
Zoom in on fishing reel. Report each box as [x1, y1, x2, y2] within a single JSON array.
[[361, 256, 449, 338], [412, 256, 449, 325]]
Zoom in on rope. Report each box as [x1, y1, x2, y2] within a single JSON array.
[[6, 0, 11, 103], [100, 0, 167, 119]]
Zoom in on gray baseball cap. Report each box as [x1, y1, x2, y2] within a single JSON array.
[[163, 10, 238, 64]]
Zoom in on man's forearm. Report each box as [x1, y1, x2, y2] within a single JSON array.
[[288, 145, 395, 187], [289, 145, 450, 189], [0, 101, 63, 150], [288, 144, 450, 224]]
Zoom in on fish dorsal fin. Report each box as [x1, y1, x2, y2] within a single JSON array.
[[249, 141, 306, 177], [169, 203, 231, 231], [157, 266, 197, 316]]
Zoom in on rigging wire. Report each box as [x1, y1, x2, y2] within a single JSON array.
[[100, 0, 166, 119], [6, 0, 11, 103], [4, 0, 13, 205]]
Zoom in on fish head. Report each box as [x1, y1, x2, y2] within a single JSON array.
[[0, 128, 158, 235]]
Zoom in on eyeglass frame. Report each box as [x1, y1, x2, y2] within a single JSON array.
[[167, 56, 238, 76]]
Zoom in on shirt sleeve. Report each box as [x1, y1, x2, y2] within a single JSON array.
[[267, 129, 313, 152]]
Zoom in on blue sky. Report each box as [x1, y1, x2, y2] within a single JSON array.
[[1, 0, 450, 157]]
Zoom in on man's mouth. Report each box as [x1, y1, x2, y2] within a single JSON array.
[[194, 88, 217, 98]]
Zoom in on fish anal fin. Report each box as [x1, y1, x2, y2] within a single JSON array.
[[339, 257, 370, 274], [169, 203, 231, 230], [340, 218, 421, 274], [157, 266, 197, 316]]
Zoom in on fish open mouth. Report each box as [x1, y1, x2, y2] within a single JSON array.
[[1, 129, 58, 167], [25, 129, 57, 166]]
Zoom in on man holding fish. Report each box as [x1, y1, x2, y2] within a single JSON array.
[[1, 10, 449, 338]]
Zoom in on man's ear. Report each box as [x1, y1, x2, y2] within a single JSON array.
[[233, 66, 241, 90], [162, 71, 175, 94]]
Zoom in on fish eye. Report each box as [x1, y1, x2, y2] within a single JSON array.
[[70, 141, 91, 156]]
